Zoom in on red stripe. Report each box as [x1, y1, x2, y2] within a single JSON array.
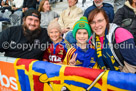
[[67, 48, 76, 64], [16, 59, 36, 71], [64, 67, 103, 85], [33, 75, 44, 91], [50, 80, 60, 84]]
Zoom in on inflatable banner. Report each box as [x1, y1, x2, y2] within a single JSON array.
[[0, 61, 17, 91], [14, 58, 136, 91]]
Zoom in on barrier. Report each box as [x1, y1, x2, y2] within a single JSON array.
[[0, 57, 17, 91], [0, 56, 136, 91]]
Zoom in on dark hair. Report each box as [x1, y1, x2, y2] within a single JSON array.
[[88, 8, 109, 31], [128, 0, 133, 5], [24, 9, 41, 20]]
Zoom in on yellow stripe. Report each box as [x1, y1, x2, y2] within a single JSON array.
[[101, 70, 109, 91], [14, 58, 21, 91], [106, 84, 129, 91], [59, 65, 66, 84], [28, 60, 38, 91], [63, 47, 76, 65], [73, 21, 88, 29], [67, 47, 76, 64]]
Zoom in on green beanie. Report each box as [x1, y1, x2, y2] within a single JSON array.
[[72, 16, 92, 39]]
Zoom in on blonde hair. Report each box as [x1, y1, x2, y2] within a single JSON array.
[[38, 0, 51, 12], [47, 19, 62, 34]]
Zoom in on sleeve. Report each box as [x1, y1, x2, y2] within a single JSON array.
[[108, 6, 114, 23], [63, 40, 71, 52], [0, 28, 10, 52], [83, 7, 91, 18], [115, 28, 136, 65], [63, 47, 74, 65], [83, 6, 95, 18], [118, 39, 136, 66], [113, 7, 125, 26], [115, 27, 133, 43], [58, 11, 65, 29], [43, 48, 49, 61]]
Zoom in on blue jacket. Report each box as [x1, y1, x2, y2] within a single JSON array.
[[63, 44, 96, 68], [84, 2, 114, 23]]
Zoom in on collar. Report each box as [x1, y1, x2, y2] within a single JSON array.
[[68, 5, 77, 10]]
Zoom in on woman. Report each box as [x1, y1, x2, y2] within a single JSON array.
[[88, 8, 136, 73], [113, 0, 136, 44], [38, 0, 59, 28]]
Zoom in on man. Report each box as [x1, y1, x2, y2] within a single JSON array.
[[84, 0, 114, 23], [0, 9, 50, 60]]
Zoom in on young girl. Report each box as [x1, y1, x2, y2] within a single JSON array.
[[43, 19, 71, 63], [63, 17, 97, 68]]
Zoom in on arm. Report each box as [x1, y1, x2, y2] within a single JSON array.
[[63, 47, 76, 65], [0, 28, 10, 52], [113, 7, 125, 26], [58, 11, 65, 30], [108, 6, 114, 23], [83, 6, 95, 19], [43, 49, 49, 61], [118, 39, 136, 65], [115, 28, 136, 65]]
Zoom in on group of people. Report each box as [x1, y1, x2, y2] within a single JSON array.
[[0, 0, 136, 74]]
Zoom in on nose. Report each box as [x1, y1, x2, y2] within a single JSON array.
[[81, 33, 84, 37], [31, 20, 35, 25], [94, 22, 99, 27]]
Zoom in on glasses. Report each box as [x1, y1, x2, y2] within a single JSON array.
[[90, 19, 105, 25]]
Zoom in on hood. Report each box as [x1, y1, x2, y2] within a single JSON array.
[[125, 1, 136, 14]]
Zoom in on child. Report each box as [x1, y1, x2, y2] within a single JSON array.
[[63, 17, 97, 68], [43, 19, 71, 64]]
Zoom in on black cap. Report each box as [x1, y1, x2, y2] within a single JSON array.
[[24, 9, 41, 20]]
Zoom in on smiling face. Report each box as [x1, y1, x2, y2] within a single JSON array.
[[23, 15, 40, 31], [76, 29, 88, 44], [90, 12, 107, 37], [43, 1, 50, 12], [68, 0, 77, 7], [48, 28, 61, 43]]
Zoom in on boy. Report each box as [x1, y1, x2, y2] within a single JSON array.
[[63, 17, 97, 68], [43, 19, 71, 63]]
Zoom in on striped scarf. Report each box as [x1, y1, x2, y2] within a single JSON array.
[[95, 29, 120, 71]]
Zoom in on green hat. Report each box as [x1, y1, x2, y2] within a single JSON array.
[[72, 16, 92, 39]]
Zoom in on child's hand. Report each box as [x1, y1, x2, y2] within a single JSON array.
[[69, 53, 77, 66]]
